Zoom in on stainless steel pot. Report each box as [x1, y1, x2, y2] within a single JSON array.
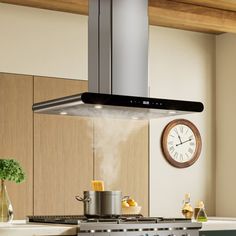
[[76, 191, 121, 217]]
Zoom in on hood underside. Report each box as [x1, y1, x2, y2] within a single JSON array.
[[33, 92, 203, 120]]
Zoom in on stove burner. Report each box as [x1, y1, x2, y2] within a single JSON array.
[[27, 215, 191, 225]]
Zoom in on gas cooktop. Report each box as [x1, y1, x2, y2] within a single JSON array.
[[27, 215, 201, 236], [27, 215, 191, 225]]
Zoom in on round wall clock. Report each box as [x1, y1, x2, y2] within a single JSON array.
[[161, 119, 202, 168]]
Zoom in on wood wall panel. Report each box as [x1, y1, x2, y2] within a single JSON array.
[[94, 119, 149, 216], [34, 76, 88, 103], [34, 115, 93, 215], [34, 77, 93, 215], [0, 73, 33, 219]]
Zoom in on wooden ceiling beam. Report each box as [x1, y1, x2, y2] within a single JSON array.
[[0, 0, 88, 15], [1, 0, 236, 34], [173, 0, 236, 12], [149, 0, 236, 34]]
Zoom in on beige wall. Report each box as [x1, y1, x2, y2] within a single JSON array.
[[0, 3, 216, 217], [149, 26, 216, 217], [0, 3, 88, 80], [216, 33, 236, 217]]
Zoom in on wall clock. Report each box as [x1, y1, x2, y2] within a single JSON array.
[[161, 119, 202, 168]]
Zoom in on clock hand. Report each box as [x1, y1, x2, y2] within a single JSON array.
[[176, 139, 192, 147], [178, 135, 182, 144], [181, 138, 192, 145], [174, 128, 182, 144]]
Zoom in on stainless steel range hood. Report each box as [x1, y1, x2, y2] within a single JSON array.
[[32, 0, 204, 119]]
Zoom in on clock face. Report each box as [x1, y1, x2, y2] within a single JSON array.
[[161, 119, 202, 168], [167, 124, 196, 163]]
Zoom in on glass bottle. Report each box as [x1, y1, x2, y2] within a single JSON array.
[[194, 201, 201, 220], [182, 193, 193, 219], [196, 201, 207, 222], [0, 180, 13, 223]]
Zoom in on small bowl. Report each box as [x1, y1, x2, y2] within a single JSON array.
[[122, 206, 142, 215]]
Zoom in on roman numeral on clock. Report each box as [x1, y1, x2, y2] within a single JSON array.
[[188, 148, 193, 154], [174, 152, 178, 159], [169, 146, 175, 153]]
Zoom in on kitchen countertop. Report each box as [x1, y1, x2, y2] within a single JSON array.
[[201, 217, 236, 231], [1, 218, 236, 235], [0, 220, 77, 236]]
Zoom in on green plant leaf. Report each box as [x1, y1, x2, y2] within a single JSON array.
[[0, 159, 26, 184]]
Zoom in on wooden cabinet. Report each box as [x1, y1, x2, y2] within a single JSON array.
[[33, 76, 88, 102], [33, 76, 93, 215], [0, 73, 33, 219], [94, 119, 149, 216], [0, 73, 149, 217]]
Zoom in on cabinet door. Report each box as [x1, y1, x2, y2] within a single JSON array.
[[34, 76, 93, 215], [94, 119, 149, 216], [0, 73, 33, 219]]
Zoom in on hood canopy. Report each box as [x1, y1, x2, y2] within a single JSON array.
[[33, 92, 203, 120], [32, 0, 204, 119]]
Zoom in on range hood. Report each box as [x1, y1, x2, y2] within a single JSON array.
[[33, 0, 204, 119]]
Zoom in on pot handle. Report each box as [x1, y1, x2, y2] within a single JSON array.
[[75, 195, 91, 202], [122, 195, 130, 201]]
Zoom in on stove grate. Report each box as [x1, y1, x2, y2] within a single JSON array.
[[27, 215, 191, 225]]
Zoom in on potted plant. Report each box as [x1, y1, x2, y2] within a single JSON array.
[[0, 159, 26, 223]]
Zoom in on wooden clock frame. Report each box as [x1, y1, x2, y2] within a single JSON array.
[[161, 119, 202, 168]]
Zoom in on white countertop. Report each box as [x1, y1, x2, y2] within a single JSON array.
[[201, 217, 236, 231], [2, 218, 236, 235], [0, 220, 77, 236]]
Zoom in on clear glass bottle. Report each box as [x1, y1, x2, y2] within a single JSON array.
[[196, 201, 207, 222], [182, 193, 193, 219], [194, 201, 201, 220], [0, 180, 13, 223]]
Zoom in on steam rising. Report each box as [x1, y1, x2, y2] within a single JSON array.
[[93, 117, 146, 190]]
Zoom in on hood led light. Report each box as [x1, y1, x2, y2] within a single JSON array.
[[94, 105, 103, 109], [132, 116, 139, 120], [168, 111, 177, 115], [60, 111, 68, 115]]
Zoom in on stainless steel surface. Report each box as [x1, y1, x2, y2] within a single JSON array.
[[100, 191, 121, 216], [77, 217, 201, 236], [76, 191, 121, 217], [78, 230, 199, 236], [88, 0, 99, 93], [112, 0, 148, 96], [88, 0, 112, 94], [98, 0, 112, 94], [33, 102, 192, 119], [88, 0, 148, 96]]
